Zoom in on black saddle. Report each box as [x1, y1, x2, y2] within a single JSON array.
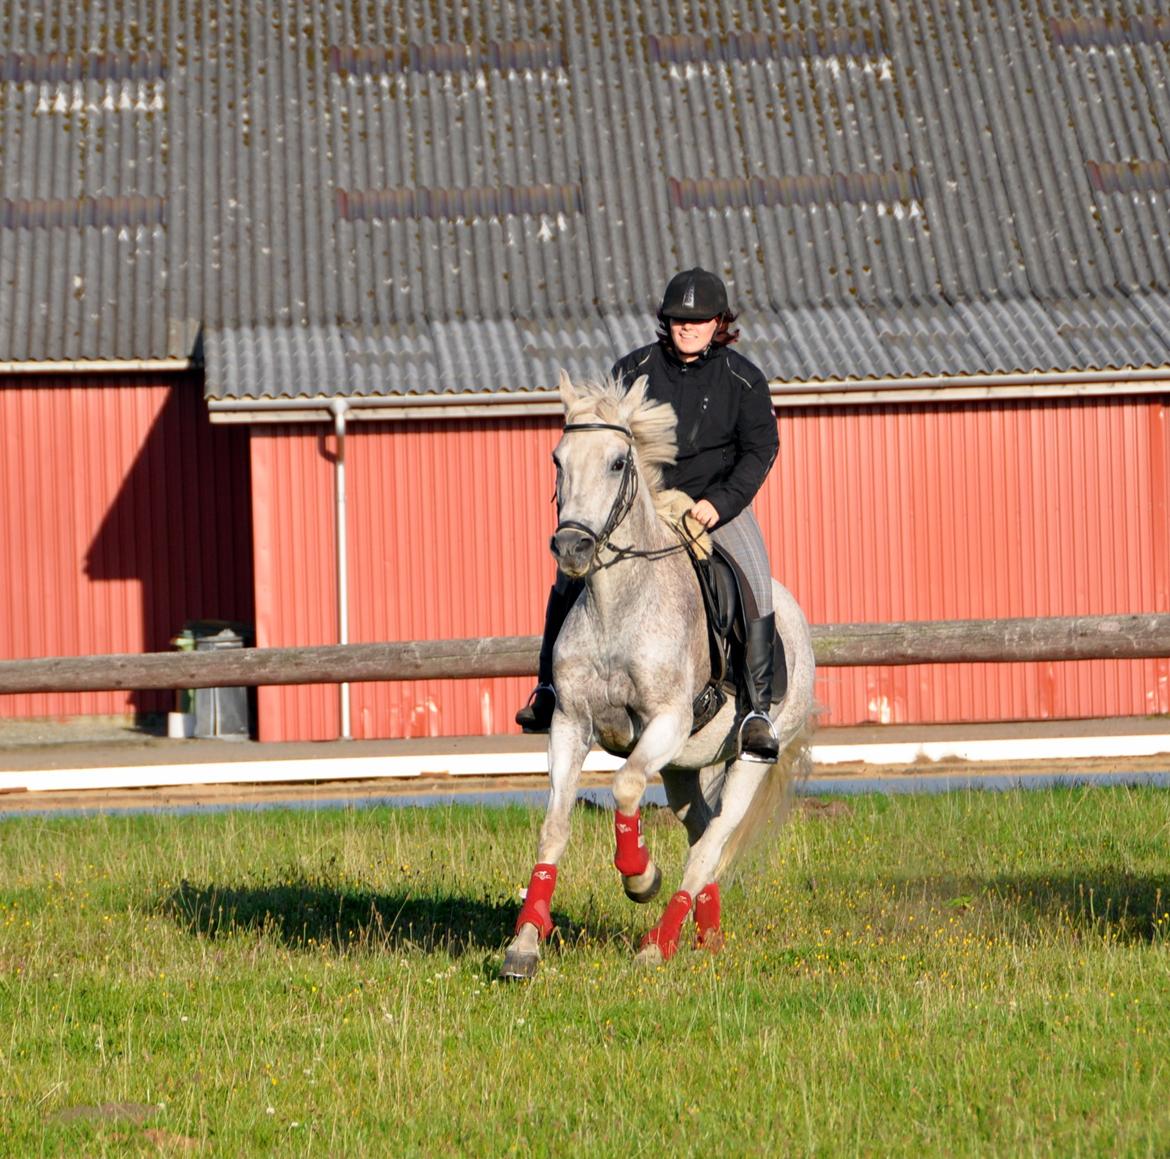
[[688, 544, 786, 733]]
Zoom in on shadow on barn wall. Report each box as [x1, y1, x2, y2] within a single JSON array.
[[84, 372, 255, 720]]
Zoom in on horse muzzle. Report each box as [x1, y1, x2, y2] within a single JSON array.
[[551, 525, 597, 576]]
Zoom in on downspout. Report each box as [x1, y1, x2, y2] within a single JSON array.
[[330, 398, 352, 740]]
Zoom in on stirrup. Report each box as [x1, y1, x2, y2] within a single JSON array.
[[737, 710, 779, 763], [515, 684, 556, 733]]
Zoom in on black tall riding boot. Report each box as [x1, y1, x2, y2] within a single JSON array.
[[515, 581, 580, 733], [737, 612, 783, 763]]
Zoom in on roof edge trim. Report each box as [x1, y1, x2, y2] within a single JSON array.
[[0, 358, 193, 374], [208, 366, 1170, 423], [772, 366, 1170, 404]]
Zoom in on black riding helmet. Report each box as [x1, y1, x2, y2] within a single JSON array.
[[659, 267, 729, 320]]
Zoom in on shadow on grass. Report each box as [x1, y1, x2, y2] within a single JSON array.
[[158, 880, 638, 959], [986, 868, 1170, 944], [895, 868, 1170, 944]]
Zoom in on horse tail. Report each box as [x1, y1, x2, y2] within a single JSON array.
[[714, 578, 819, 879]]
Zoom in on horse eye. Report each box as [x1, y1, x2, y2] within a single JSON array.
[[610, 455, 627, 473]]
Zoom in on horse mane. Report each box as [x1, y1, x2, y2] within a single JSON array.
[[560, 372, 679, 496]]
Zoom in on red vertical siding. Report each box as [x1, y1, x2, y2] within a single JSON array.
[[13, 382, 1163, 740], [0, 373, 254, 721], [759, 395, 1170, 724], [252, 417, 560, 741], [253, 394, 1169, 741]]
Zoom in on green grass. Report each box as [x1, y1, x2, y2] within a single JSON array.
[[2, 787, 1169, 1155]]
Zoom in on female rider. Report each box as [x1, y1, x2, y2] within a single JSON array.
[[516, 268, 782, 762]]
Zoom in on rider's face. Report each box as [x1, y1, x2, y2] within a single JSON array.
[[668, 316, 720, 362]]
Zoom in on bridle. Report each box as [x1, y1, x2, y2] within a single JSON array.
[[555, 422, 639, 567], [554, 421, 702, 571]]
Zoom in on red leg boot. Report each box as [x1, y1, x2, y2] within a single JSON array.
[[694, 883, 725, 952], [640, 890, 693, 961]]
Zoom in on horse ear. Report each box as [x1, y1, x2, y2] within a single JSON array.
[[557, 369, 578, 410]]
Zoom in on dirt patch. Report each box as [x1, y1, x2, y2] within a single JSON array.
[[642, 802, 683, 828], [142, 1127, 202, 1150], [50, 1101, 160, 1125], [799, 797, 853, 819]]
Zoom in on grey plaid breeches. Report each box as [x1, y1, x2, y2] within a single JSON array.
[[710, 506, 774, 617]]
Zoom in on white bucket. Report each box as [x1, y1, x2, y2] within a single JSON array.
[[167, 711, 195, 739]]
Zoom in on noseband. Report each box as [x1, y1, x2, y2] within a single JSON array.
[[555, 422, 639, 568]]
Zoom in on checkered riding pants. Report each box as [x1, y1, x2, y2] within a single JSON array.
[[710, 506, 774, 618]]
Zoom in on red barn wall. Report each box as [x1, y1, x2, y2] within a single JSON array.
[[0, 373, 254, 722], [760, 394, 1170, 724], [251, 391, 1169, 742], [251, 418, 558, 741]]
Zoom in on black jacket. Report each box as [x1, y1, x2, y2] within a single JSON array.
[[611, 341, 778, 525]]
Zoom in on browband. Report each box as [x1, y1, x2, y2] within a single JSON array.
[[562, 421, 633, 439]]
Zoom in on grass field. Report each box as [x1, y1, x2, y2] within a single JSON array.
[[2, 784, 1169, 1155]]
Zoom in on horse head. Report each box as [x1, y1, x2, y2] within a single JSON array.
[[550, 370, 678, 577]]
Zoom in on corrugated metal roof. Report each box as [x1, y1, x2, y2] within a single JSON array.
[[2, 0, 1169, 396]]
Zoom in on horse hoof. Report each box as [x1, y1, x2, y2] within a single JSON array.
[[634, 942, 665, 969], [623, 863, 662, 904], [695, 929, 726, 954], [499, 949, 539, 981]]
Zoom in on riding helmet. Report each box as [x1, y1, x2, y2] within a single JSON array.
[[659, 267, 729, 320]]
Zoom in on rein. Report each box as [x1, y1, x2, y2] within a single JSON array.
[[555, 421, 701, 571]]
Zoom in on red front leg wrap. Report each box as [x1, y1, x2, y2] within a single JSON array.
[[613, 809, 650, 877], [694, 883, 724, 952], [640, 890, 693, 960], [515, 863, 558, 938]]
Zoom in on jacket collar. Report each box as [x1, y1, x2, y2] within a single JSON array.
[[660, 338, 725, 369]]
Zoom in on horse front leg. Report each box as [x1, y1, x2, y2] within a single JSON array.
[[612, 711, 689, 906], [635, 757, 771, 966], [500, 712, 591, 982]]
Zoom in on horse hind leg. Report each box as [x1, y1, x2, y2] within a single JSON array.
[[660, 766, 716, 846], [635, 757, 771, 967], [693, 882, 724, 951], [623, 768, 719, 964], [659, 768, 723, 949]]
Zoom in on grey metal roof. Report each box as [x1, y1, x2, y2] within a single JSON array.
[[2, 0, 1169, 397]]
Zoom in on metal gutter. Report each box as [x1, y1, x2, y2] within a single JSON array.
[[771, 365, 1170, 406], [208, 393, 566, 423], [0, 359, 193, 374], [207, 366, 1170, 422]]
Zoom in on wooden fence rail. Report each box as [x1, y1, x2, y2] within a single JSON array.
[[1, 614, 1168, 696]]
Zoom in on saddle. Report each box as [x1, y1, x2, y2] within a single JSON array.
[[688, 547, 745, 731], [657, 495, 785, 735]]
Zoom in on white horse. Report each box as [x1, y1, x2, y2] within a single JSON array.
[[501, 372, 816, 978]]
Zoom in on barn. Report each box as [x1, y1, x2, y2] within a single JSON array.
[[1, 1, 1168, 743]]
